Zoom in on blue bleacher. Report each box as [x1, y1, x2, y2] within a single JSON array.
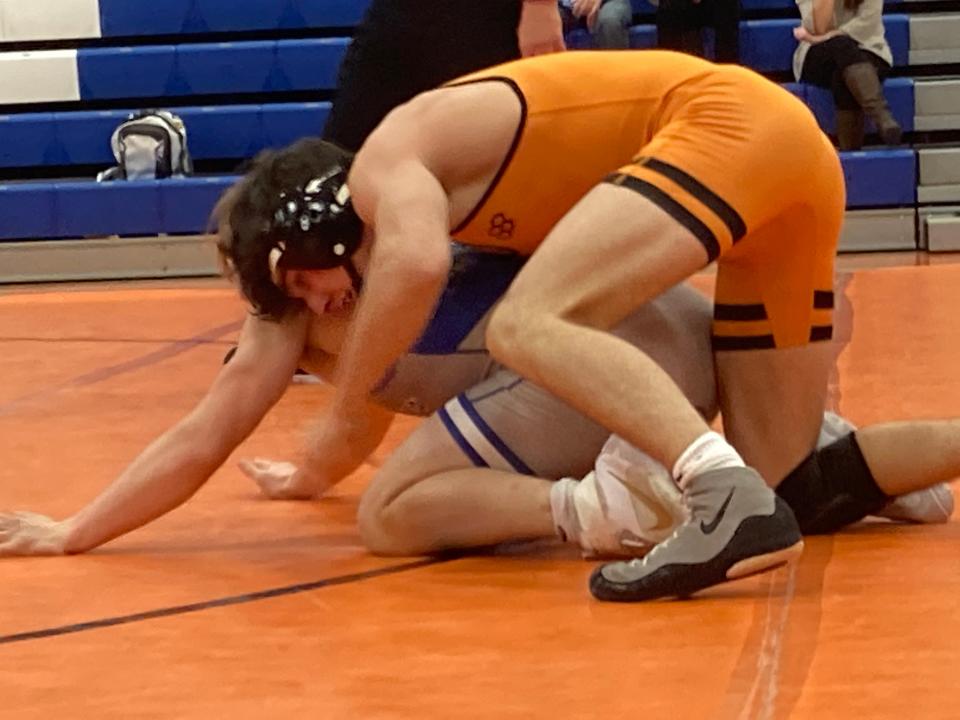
[[0, 184, 57, 239], [631, 0, 898, 12], [0, 0, 952, 246], [0, 177, 236, 240], [158, 177, 237, 234], [74, 39, 348, 100], [0, 103, 332, 167], [97, 0, 370, 36], [0, 77, 914, 168], [0, 144, 917, 240], [841, 149, 916, 207], [804, 78, 914, 134], [0, 18, 916, 105], [739, 15, 908, 72]]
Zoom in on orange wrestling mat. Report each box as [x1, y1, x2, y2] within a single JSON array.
[[1, 262, 958, 719]]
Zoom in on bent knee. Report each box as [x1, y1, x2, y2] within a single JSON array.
[[357, 471, 436, 557], [357, 485, 407, 557]]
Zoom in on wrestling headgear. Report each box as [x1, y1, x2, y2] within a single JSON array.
[[266, 166, 364, 290]]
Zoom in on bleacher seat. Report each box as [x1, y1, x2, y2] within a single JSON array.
[[0, 177, 235, 240], [571, 15, 910, 73], [739, 19, 796, 72], [841, 149, 916, 208], [804, 78, 914, 134], [10, 80, 915, 171], [0, 113, 57, 167], [0, 0, 371, 42], [0, 146, 919, 240], [740, 15, 909, 72], [740, 0, 796, 10], [178, 106, 264, 160], [0, 40, 349, 105], [629, 0, 658, 15], [56, 111, 131, 165], [158, 177, 236, 234], [77, 45, 178, 100], [782, 81, 805, 102], [0, 183, 57, 239], [73, 39, 348, 101], [101, 0, 371, 35], [0, 103, 332, 168], [55, 181, 162, 236], [261, 102, 330, 148]]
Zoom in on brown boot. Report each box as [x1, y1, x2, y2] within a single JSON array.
[[842, 62, 903, 145], [836, 108, 865, 150]]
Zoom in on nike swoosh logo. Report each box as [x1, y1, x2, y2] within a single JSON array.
[[607, 468, 676, 533], [700, 488, 735, 535]]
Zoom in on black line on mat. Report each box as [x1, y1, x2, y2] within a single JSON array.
[[0, 556, 456, 646], [0, 336, 235, 346]]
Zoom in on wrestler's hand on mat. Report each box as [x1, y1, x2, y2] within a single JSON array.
[[239, 458, 326, 500], [518, 0, 566, 56], [0, 511, 70, 556]]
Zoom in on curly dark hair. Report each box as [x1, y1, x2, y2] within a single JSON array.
[[212, 138, 355, 320]]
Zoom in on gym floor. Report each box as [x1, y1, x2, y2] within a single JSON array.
[[2, 253, 959, 720]]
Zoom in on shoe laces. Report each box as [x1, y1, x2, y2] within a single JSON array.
[[680, 483, 716, 522], [621, 513, 689, 569]]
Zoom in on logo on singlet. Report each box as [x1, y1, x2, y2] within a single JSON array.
[[488, 213, 515, 240]]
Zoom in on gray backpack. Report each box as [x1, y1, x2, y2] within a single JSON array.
[[97, 110, 193, 181]]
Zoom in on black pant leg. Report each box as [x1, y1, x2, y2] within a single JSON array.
[[711, 0, 740, 62], [657, 0, 705, 56], [323, 0, 521, 152]]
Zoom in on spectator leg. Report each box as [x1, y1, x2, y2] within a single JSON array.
[[841, 60, 902, 146], [711, 0, 740, 62], [592, 0, 633, 49], [657, 0, 705, 57], [801, 35, 865, 149]]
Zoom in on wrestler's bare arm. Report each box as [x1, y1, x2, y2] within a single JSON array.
[[0, 312, 308, 556], [336, 156, 452, 407], [251, 395, 397, 500], [300, 134, 453, 475]]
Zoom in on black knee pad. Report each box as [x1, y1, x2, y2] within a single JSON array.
[[775, 432, 888, 535]]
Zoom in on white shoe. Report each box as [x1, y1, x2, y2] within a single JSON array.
[[573, 436, 687, 558], [874, 484, 955, 524]]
